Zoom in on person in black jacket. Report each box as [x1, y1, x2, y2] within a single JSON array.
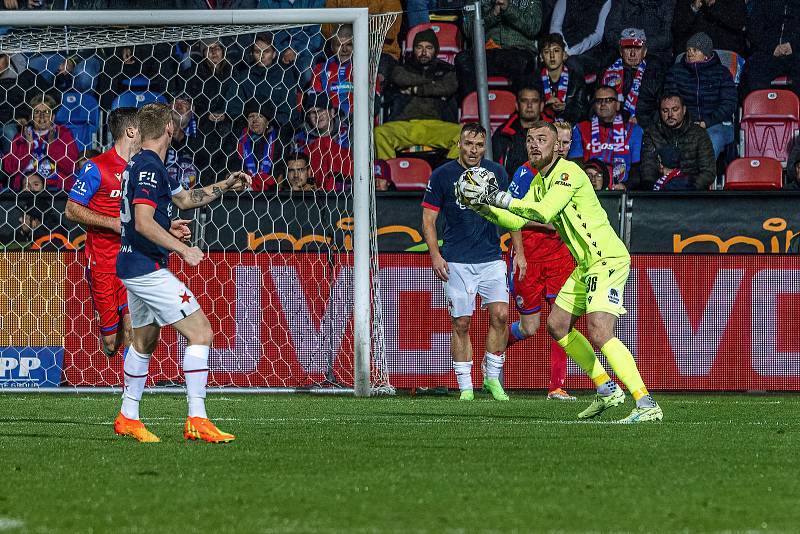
[[672, 0, 747, 56], [600, 28, 664, 130], [538, 33, 588, 124], [491, 85, 544, 176], [640, 93, 716, 190], [602, 0, 676, 66], [664, 32, 737, 160], [743, 0, 800, 96], [174, 38, 236, 119]]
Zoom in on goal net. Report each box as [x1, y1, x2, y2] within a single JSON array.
[[0, 9, 395, 395]]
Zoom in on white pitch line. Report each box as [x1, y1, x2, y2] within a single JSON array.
[[0, 518, 24, 531]]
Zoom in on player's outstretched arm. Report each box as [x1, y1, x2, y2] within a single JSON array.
[[172, 171, 252, 210], [65, 200, 121, 234]]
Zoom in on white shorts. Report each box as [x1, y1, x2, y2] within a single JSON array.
[[443, 260, 508, 318], [122, 269, 202, 328]]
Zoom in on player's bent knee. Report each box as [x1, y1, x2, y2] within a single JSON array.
[[101, 335, 118, 356], [520, 314, 540, 336]]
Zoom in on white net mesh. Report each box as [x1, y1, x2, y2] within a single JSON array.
[[0, 12, 396, 394]]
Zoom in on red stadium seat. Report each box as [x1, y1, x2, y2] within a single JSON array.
[[724, 157, 783, 190], [405, 23, 462, 64], [740, 90, 800, 163], [460, 90, 517, 133], [385, 157, 432, 191]]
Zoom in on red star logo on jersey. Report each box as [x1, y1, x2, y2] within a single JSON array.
[[180, 291, 192, 304]]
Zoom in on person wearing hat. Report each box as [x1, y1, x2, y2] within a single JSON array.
[[599, 28, 664, 130], [231, 98, 292, 191], [652, 145, 693, 191], [672, 0, 747, 56], [664, 32, 737, 160], [744, 0, 800, 97], [602, 0, 675, 66], [640, 92, 716, 191], [373, 28, 461, 161], [583, 159, 611, 190], [298, 91, 354, 191]]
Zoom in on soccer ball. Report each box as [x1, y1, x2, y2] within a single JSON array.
[[456, 166, 496, 205]]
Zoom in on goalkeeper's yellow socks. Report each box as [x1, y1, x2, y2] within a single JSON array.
[[557, 329, 611, 389], [600, 337, 655, 408]]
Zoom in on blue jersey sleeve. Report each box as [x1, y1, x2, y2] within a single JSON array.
[[68, 161, 102, 206], [567, 126, 584, 159], [508, 164, 533, 199], [422, 169, 443, 211]]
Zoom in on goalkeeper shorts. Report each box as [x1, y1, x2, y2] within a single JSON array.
[[554, 258, 630, 317]]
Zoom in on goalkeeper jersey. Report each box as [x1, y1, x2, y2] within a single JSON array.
[[486, 156, 629, 269]]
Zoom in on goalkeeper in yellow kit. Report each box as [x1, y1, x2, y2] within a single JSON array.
[[460, 120, 663, 423]]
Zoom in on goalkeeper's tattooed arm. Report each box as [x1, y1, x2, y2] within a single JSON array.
[[172, 171, 252, 209]]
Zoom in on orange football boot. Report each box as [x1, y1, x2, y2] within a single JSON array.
[[114, 413, 161, 443], [184, 417, 236, 443]]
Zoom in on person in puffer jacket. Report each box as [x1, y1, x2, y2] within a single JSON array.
[[663, 32, 737, 159]]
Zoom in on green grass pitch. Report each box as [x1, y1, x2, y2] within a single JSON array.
[[0, 392, 798, 533]]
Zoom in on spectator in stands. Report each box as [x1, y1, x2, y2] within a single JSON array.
[[233, 99, 292, 191], [2, 94, 78, 191], [282, 152, 317, 192], [568, 84, 643, 189], [456, 0, 541, 99], [672, 0, 747, 56], [0, 53, 39, 154], [374, 29, 461, 161], [492, 85, 545, 177], [224, 32, 300, 127], [549, 0, 612, 76], [322, 0, 402, 83], [301, 92, 353, 191], [600, 28, 663, 130], [743, 0, 800, 96], [538, 33, 587, 123], [258, 0, 326, 79], [166, 93, 202, 189], [294, 91, 349, 151], [640, 93, 715, 191], [311, 25, 358, 117], [21, 172, 45, 194], [178, 38, 235, 118], [664, 32, 737, 160], [603, 0, 675, 66], [785, 143, 800, 189], [196, 97, 238, 182], [584, 158, 610, 190]]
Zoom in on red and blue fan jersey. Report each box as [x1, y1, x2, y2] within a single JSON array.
[[311, 56, 354, 115], [117, 149, 182, 280], [67, 146, 127, 274], [508, 161, 572, 262]]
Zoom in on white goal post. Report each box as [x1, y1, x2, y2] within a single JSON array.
[[0, 8, 391, 396]]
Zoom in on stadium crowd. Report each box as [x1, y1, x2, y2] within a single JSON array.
[[0, 0, 798, 246]]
